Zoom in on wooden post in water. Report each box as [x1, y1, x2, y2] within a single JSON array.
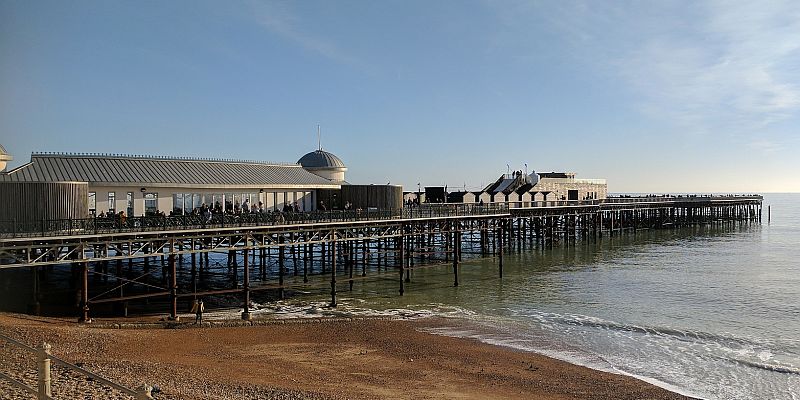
[[29, 265, 40, 316], [303, 241, 309, 283], [444, 225, 450, 262], [498, 221, 504, 278], [241, 240, 251, 320], [79, 258, 90, 323], [398, 232, 405, 296], [115, 253, 123, 314], [377, 239, 383, 270], [348, 240, 354, 291], [232, 247, 238, 283], [321, 241, 327, 273], [361, 238, 368, 277], [203, 243, 209, 270], [168, 252, 177, 320], [453, 222, 460, 287], [330, 233, 337, 307], [260, 245, 266, 280], [278, 235, 285, 300], [405, 232, 412, 283], [291, 233, 298, 276]]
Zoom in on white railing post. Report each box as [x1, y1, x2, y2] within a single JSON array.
[[137, 384, 154, 399], [37, 342, 52, 400]]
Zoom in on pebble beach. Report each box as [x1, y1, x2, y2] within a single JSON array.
[[0, 313, 692, 400]]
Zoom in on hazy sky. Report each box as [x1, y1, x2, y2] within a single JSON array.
[[2, 1, 799, 192]]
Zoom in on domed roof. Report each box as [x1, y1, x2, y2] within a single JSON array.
[[297, 150, 346, 169], [0, 144, 11, 161]]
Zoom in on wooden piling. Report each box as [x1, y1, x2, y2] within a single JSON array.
[[278, 235, 285, 300], [79, 260, 90, 322], [498, 221, 504, 278], [453, 223, 460, 287], [168, 253, 177, 321], [398, 233, 405, 296], [329, 233, 337, 307], [242, 243, 251, 320]]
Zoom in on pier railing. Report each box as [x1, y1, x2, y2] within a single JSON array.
[[495, 194, 763, 209], [0, 332, 153, 399], [0, 196, 761, 239], [0, 203, 510, 239]]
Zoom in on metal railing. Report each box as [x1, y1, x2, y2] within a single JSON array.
[[0, 196, 761, 239], [401, 203, 508, 218], [0, 332, 153, 399], [0, 204, 510, 239], [488, 195, 762, 209], [603, 194, 763, 203]]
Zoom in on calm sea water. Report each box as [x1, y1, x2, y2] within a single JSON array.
[[275, 193, 799, 399]]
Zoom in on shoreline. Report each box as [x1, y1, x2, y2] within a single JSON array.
[[0, 312, 694, 400], [416, 320, 704, 400]]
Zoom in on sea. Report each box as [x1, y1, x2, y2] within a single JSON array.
[[220, 193, 800, 399]]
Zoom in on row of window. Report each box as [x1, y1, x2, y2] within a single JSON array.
[[173, 192, 312, 214], [173, 192, 260, 214], [88, 192, 137, 216], [88, 191, 313, 216]]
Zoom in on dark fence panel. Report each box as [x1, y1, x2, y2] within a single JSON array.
[[0, 182, 88, 223]]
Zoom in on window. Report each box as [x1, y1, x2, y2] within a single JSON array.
[[224, 193, 233, 213], [108, 192, 116, 213], [183, 193, 192, 212], [144, 193, 158, 215], [212, 194, 222, 212], [88, 192, 96, 213], [126, 192, 134, 216], [193, 193, 201, 211], [174, 193, 184, 214]]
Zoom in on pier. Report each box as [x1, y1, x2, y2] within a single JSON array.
[[0, 195, 762, 321]]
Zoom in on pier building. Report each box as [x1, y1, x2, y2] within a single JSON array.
[[404, 169, 607, 206], [0, 143, 405, 224], [482, 170, 607, 204], [0, 149, 346, 217]]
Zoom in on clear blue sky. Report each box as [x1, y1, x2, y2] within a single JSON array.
[[2, 1, 799, 192]]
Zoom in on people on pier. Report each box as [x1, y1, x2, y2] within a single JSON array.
[[191, 299, 205, 324]]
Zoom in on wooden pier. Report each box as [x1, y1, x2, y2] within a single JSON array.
[[0, 196, 763, 321]]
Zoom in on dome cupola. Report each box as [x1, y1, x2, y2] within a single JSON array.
[[0, 144, 12, 172], [297, 149, 347, 182]]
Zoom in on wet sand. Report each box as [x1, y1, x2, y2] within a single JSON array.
[[0, 313, 692, 399]]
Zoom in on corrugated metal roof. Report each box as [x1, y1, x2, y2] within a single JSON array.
[[0, 153, 339, 188]]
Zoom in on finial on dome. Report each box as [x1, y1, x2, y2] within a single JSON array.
[[317, 124, 322, 151]]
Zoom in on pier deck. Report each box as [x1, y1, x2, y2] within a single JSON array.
[[0, 195, 762, 321]]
